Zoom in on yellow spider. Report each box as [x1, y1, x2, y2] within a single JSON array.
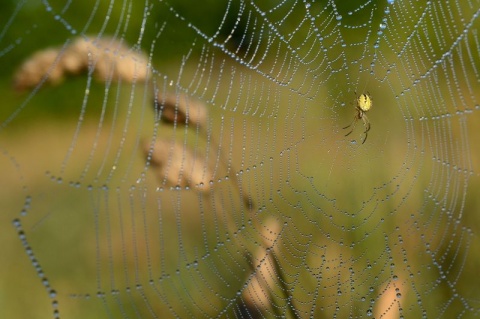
[[343, 92, 372, 144]]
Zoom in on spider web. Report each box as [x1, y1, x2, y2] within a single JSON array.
[[1, 0, 480, 318]]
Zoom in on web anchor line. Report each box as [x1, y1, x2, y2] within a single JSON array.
[[12, 218, 60, 319]]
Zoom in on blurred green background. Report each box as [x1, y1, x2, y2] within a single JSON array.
[[1, 0, 480, 318]]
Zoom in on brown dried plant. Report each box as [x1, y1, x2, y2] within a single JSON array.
[[242, 218, 281, 308], [153, 92, 208, 129], [373, 277, 406, 319], [13, 48, 65, 90], [239, 218, 298, 318], [143, 138, 212, 192], [152, 92, 255, 209], [13, 36, 149, 91]]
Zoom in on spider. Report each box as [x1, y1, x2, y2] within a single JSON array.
[[343, 92, 372, 144]]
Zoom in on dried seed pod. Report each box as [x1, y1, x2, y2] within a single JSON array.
[[13, 36, 149, 92], [153, 93, 207, 128], [149, 90, 255, 209], [241, 218, 281, 313], [143, 138, 211, 191], [13, 48, 65, 91], [151, 92, 254, 209], [373, 277, 406, 319], [65, 37, 149, 82]]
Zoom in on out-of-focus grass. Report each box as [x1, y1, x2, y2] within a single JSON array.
[[2, 62, 480, 317], [2, 1, 480, 318]]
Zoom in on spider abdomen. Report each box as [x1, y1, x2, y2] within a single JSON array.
[[357, 93, 372, 112]]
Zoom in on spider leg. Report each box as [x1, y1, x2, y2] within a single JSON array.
[[342, 118, 354, 129], [362, 114, 370, 131], [361, 132, 368, 144], [343, 117, 358, 136], [361, 114, 370, 144]]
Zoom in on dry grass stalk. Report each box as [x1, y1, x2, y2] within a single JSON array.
[[241, 218, 282, 315], [13, 49, 65, 90], [373, 278, 406, 319], [13, 36, 149, 91], [153, 92, 207, 129], [143, 138, 212, 191], [152, 92, 255, 209]]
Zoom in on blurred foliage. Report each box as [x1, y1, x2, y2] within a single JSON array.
[[0, 0, 229, 121], [1, 0, 480, 318]]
